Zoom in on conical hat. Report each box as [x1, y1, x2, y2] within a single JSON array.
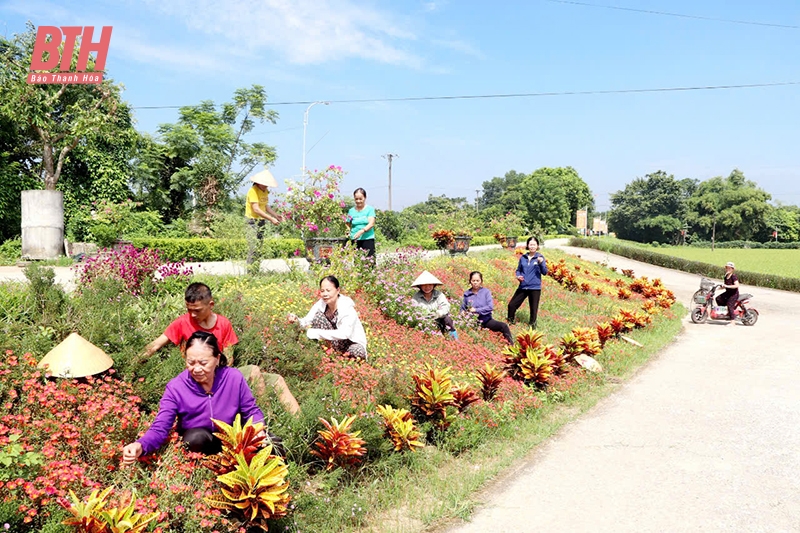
[[411, 270, 443, 288], [250, 169, 278, 187], [38, 333, 114, 378]]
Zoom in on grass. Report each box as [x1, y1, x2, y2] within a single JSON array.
[[635, 246, 800, 279]]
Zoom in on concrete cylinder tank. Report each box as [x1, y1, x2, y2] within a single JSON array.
[[21, 190, 65, 259]]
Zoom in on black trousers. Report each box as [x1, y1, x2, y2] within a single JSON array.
[[435, 315, 456, 333], [182, 427, 287, 458], [715, 290, 739, 320], [507, 288, 542, 328], [480, 318, 514, 344], [353, 238, 376, 258]]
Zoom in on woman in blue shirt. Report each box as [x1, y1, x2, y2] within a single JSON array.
[[346, 188, 377, 259], [507, 236, 548, 329], [461, 271, 514, 344]]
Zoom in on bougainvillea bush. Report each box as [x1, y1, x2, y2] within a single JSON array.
[[0, 246, 679, 532]]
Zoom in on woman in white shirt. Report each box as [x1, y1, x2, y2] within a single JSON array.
[[287, 275, 368, 359]]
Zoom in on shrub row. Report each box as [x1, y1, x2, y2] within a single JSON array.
[[569, 237, 800, 293], [130, 237, 304, 261], [686, 239, 800, 250]]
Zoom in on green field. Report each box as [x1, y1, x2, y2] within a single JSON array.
[[637, 246, 800, 278]]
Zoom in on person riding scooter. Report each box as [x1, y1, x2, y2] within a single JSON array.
[[716, 261, 739, 326]]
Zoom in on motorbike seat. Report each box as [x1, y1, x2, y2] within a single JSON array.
[[737, 293, 752, 301]]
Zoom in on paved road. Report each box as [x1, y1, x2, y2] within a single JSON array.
[[0, 245, 503, 291], [443, 244, 800, 533]]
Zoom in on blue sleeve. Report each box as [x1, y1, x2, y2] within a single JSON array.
[[367, 205, 376, 218], [515, 257, 523, 278], [347, 207, 355, 222], [539, 254, 548, 275]]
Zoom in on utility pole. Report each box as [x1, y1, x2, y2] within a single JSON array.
[[382, 153, 398, 211]]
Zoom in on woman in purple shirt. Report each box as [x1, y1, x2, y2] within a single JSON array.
[[461, 271, 514, 344], [121, 331, 267, 464]]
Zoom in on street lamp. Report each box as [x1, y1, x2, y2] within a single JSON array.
[[302, 101, 329, 180]]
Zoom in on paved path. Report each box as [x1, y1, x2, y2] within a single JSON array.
[[443, 244, 800, 533], [0, 245, 503, 291]]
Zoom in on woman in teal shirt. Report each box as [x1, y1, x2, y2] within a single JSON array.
[[346, 188, 376, 259]]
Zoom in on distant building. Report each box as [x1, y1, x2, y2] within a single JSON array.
[[576, 209, 588, 235], [592, 217, 608, 236]]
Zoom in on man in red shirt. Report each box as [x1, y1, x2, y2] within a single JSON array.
[[144, 282, 238, 361], [142, 282, 299, 414]]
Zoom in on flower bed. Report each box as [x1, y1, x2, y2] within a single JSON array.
[[0, 246, 679, 532]]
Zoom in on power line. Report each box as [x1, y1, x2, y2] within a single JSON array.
[[542, 0, 800, 29], [131, 81, 800, 110]]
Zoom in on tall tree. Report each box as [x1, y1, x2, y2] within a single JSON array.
[[479, 170, 526, 216], [0, 23, 125, 191], [149, 86, 279, 227], [685, 169, 771, 241], [519, 167, 594, 233], [608, 171, 695, 243]]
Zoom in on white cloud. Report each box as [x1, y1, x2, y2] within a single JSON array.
[[431, 38, 485, 60], [141, 0, 424, 68]]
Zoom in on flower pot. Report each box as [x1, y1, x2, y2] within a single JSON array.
[[112, 239, 133, 251], [505, 236, 518, 250], [447, 235, 472, 255], [304, 237, 349, 262]]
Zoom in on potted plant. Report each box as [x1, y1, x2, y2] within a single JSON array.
[[280, 165, 349, 261], [489, 212, 526, 250], [87, 199, 140, 251]]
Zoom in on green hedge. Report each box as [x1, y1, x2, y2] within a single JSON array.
[[569, 237, 800, 293], [687, 240, 800, 249], [130, 238, 305, 262]]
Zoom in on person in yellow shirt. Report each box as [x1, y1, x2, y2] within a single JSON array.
[[246, 169, 282, 264]]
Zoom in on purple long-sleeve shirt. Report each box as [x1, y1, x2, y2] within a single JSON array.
[[137, 366, 264, 455], [462, 286, 495, 323]]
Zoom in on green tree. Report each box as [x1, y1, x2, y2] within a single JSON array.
[[518, 167, 594, 233], [152, 86, 279, 228], [0, 114, 39, 241], [764, 204, 800, 242], [479, 170, 526, 215], [685, 169, 771, 242], [607, 171, 695, 243], [0, 23, 126, 191]]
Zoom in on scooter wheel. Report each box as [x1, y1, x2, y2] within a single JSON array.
[[690, 307, 708, 324], [741, 309, 758, 326]]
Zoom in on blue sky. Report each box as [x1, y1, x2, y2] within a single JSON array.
[[3, 0, 799, 211]]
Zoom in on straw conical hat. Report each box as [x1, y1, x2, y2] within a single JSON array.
[[38, 333, 114, 378], [250, 169, 278, 187], [411, 270, 443, 288]]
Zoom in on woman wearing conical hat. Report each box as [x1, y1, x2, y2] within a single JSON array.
[[245, 169, 282, 265], [410, 271, 458, 340]]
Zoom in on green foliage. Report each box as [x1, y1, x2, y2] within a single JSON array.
[[0, 238, 22, 264], [375, 209, 405, 242], [0, 434, 45, 480], [520, 167, 593, 233], [153, 85, 279, 231], [684, 169, 771, 242], [0, 23, 128, 190], [23, 264, 66, 323], [607, 171, 695, 244], [129, 237, 304, 261], [570, 237, 800, 292]]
